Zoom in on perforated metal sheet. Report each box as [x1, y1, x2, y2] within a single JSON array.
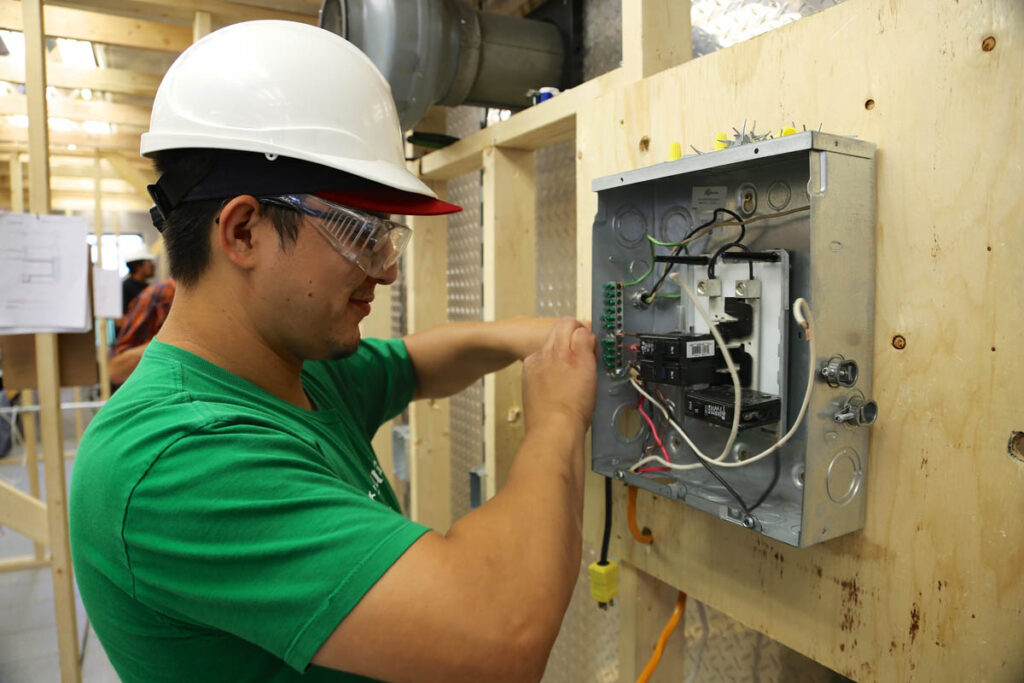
[[582, 0, 622, 81], [535, 141, 577, 318], [682, 601, 843, 682], [541, 543, 620, 683], [446, 106, 486, 523], [692, 0, 847, 57]]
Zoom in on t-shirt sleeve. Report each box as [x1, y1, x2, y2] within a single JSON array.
[[309, 337, 417, 437], [122, 424, 430, 673]]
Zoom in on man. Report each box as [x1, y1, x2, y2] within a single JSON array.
[[119, 242, 156, 315], [69, 20, 596, 683], [108, 278, 175, 386]]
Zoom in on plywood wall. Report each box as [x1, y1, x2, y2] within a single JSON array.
[[575, 0, 1024, 680]]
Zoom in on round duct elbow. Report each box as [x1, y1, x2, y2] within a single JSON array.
[[320, 0, 566, 130]]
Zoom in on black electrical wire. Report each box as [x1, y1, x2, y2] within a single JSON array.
[[599, 475, 612, 566], [749, 451, 781, 512], [694, 452, 754, 521], [707, 243, 755, 280], [645, 207, 747, 301]]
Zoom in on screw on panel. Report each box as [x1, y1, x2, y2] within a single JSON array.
[[982, 35, 997, 52], [614, 470, 625, 480], [892, 334, 907, 350]]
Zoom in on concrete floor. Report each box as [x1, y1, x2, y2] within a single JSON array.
[[1, 436, 119, 682]]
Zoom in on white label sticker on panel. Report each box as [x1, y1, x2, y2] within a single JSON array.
[[686, 340, 715, 358], [692, 186, 727, 212]]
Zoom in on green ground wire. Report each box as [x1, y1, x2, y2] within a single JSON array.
[[621, 235, 689, 288]]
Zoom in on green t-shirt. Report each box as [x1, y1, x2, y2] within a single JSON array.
[[69, 338, 429, 682]]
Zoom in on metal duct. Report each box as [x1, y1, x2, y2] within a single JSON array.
[[319, 0, 565, 130]]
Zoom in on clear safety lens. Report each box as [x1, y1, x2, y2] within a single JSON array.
[[259, 194, 411, 277]]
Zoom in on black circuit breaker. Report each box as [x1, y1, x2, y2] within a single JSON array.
[[636, 332, 717, 386], [684, 386, 781, 430]]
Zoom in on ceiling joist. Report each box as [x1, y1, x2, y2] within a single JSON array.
[[0, 123, 140, 152], [0, 1, 192, 52], [0, 94, 150, 128], [0, 59, 161, 97]]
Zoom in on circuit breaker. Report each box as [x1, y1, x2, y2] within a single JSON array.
[[591, 132, 877, 547]]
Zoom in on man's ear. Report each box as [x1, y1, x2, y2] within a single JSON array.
[[215, 195, 263, 271]]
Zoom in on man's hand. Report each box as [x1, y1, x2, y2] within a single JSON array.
[[522, 318, 597, 432]]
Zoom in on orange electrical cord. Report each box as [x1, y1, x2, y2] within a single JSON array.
[[627, 486, 654, 544], [636, 591, 687, 683]]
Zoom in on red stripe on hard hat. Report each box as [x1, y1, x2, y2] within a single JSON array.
[[315, 188, 462, 216]]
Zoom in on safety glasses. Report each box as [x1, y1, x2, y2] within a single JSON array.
[[258, 194, 411, 278]]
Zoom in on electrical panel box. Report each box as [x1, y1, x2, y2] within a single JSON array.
[[591, 132, 877, 547]]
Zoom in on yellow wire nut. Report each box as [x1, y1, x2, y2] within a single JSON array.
[[588, 560, 620, 604], [713, 132, 730, 150]]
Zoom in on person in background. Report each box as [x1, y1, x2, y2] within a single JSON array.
[[109, 278, 175, 386], [119, 242, 156, 316]]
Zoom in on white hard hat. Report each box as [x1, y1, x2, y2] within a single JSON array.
[[141, 20, 458, 215], [121, 243, 154, 265]]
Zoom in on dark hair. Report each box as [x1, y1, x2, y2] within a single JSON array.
[[151, 148, 303, 287]]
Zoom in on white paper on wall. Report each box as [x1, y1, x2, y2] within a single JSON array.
[[91, 266, 122, 319], [0, 213, 92, 334]]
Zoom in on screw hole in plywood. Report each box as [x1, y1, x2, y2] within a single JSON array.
[[865, 99, 876, 110], [638, 136, 650, 152], [1009, 432, 1024, 463], [892, 334, 907, 350], [982, 35, 996, 52]]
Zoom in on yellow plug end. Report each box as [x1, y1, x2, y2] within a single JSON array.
[[588, 560, 620, 604]]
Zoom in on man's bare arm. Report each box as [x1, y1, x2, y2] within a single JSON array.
[[402, 317, 563, 399], [313, 319, 596, 682]]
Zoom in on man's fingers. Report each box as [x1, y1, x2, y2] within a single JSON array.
[[570, 326, 596, 355], [546, 317, 582, 351]]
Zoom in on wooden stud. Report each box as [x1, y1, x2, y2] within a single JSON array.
[[0, 94, 151, 128], [0, 124, 143, 153], [360, 282, 404, 509], [616, 561, 687, 682], [0, 479, 49, 545], [405, 180, 452, 533], [23, 0, 81, 679], [0, 553, 52, 573], [193, 10, 212, 42], [418, 68, 627, 181], [621, 0, 692, 82], [0, 60, 162, 98], [481, 146, 536, 498], [102, 151, 157, 199], [94, 153, 111, 400], [0, 1, 192, 52], [97, 0, 317, 25]]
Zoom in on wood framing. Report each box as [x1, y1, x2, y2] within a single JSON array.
[[616, 561, 687, 683], [405, 180, 453, 533], [0, 60, 162, 97], [360, 282, 403, 508], [102, 151, 157, 198], [0, 479, 49, 545], [22, 1, 80, 679], [409, 0, 1023, 680], [573, 1, 1024, 680], [621, 0, 692, 81], [0, 0, 192, 51], [0, 94, 151, 128], [57, 0, 318, 25], [482, 146, 536, 498]]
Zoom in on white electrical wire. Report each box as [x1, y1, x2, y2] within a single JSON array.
[[631, 297, 816, 471], [683, 599, 708, 683], [627, 270, 743, 470]]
